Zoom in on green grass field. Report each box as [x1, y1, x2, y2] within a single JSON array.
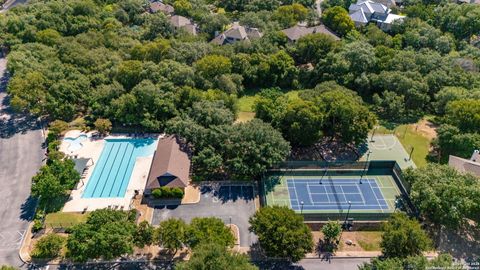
[[375, 121, 432, 167], [45, 212, 89, 228]]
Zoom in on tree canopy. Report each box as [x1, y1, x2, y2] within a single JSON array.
[[404, 164, 480, 229], [249, 206, 313, 262]]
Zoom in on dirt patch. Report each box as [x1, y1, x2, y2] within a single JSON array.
[[414, 119, 437, 141]]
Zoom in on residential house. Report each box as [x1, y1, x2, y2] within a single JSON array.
[[348, 0, 405, 31], [211, 22, 263, 45], [281, 24, 340, 43], [448, 150, 480, 177], [144, 136, 191, 196], [149, 1, 174, 15], [169, 15, 197, 35]]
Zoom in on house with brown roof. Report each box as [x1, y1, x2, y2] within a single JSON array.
[[281, 24, 340, 43], [211, 22, 263, 45], [149, 1, 174, 15], [144, 136, 191, 195], [169, 15, 197, 35]]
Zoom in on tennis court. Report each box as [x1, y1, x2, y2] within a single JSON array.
[[263, 161, 408, 220], [288, 178, 388, 212]]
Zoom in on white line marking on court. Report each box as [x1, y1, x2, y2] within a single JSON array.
[[291, 177, 301, 210], [368, 180, 384, 213], [306, 184, 314, 205]]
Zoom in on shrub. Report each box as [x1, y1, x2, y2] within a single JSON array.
[[151, 187, 184, 199], [31, 234, 65, 259]]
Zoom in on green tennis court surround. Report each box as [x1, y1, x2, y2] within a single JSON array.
[[261, 161, 415, 221]]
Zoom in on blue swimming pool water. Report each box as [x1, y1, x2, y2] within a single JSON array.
[[82, 138, 158, 198], [64, 134, 88, 152]]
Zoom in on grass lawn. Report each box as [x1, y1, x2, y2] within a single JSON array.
[[375, 119, 434, 167], [237, 95, 258, 112], [237, 90, 301, 114], [45, 212, 89, 228], [355, 231, 383, 251]]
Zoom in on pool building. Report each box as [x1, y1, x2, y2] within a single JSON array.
[[60, 132, 191, 212]]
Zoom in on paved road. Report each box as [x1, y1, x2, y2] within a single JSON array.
[[152, 183, 257, 247], [30, 257, 370, 269], [0, 56, 44, 268]]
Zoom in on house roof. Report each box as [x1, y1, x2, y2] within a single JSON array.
[[211, 22, 263, 45], [149, 2, 174, 14], [282, 24, 340, 41], [145, 135, 190, 189], [449, 155, 480, 177], [349, 9, 369, 24], [169, 15, 197, 35], [170, 15, 192, 28]]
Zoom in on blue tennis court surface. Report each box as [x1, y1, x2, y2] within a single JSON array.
[[83, 138, 157, 198], [287, 178, 388, 211]]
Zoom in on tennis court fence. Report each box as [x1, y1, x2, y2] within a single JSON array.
[[263, 160, 418, 218]]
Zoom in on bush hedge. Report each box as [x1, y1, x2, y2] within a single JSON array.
[[151, 187, 184, 199]]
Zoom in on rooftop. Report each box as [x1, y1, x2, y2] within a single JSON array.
[[145, 135, 191, 189]]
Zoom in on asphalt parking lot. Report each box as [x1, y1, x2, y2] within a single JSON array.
[[151, 183, 257, 247]]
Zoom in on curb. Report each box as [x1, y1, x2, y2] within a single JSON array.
[[18, 223, 33, 265]]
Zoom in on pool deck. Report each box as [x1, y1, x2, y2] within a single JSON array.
[[60, 131, 160, 212]]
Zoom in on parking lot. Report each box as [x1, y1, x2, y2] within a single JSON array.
[[151, 183, 257, 247]]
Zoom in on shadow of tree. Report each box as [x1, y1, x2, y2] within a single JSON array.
[[20, 195, 37, 221], [0, 77, 42, 139], [432, 223, 480, 260]]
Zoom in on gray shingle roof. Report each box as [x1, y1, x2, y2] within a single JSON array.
[[211, 22, 263, 45], [149, 2, 174, 14], [281, 24, 340, 42]]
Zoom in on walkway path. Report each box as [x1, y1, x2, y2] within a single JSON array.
[[0, 55, 44, 268]]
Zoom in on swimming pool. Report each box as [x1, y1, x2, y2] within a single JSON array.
[[82, 138, 158, 198], [64, 134, 88, 152]]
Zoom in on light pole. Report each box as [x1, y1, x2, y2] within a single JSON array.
[[360, 151, 372, 184], [300, 201, 304, 214], [343, 201, 352, 229], [370, 127, 377, 142]]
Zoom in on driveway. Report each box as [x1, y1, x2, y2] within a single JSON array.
[[0, 55, 44, 267], [151, 183, 257, 247]]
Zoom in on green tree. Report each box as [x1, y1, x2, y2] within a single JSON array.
[[133, 221, 154, 248], [222, 119, 291, 179], [309, 85, 376, 145], [359, 254, 461, 270], [279, 99, 325, 146], [187, 217, 235, 249], [293, 33, 338, 64], [31, 234, 65, 259], [35, 29, 62, 46], [273, 4, 309, 28], [176, 243, 258, 270], [322, 6, 354, 36], [48, 120, 69, 136], [194, 55, 232, 81], [155, 218, 188, 254], [94, 118, 112, 135], [444, 99, 480, 133], [404, 164, 480, 228], [66, 209, 137, 262], [435, 124, 480, 162], [321, 220, 341, 245], [381, 213, 432, 258], [249, 206, 313, 262], [116, 60, 144, 90]]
